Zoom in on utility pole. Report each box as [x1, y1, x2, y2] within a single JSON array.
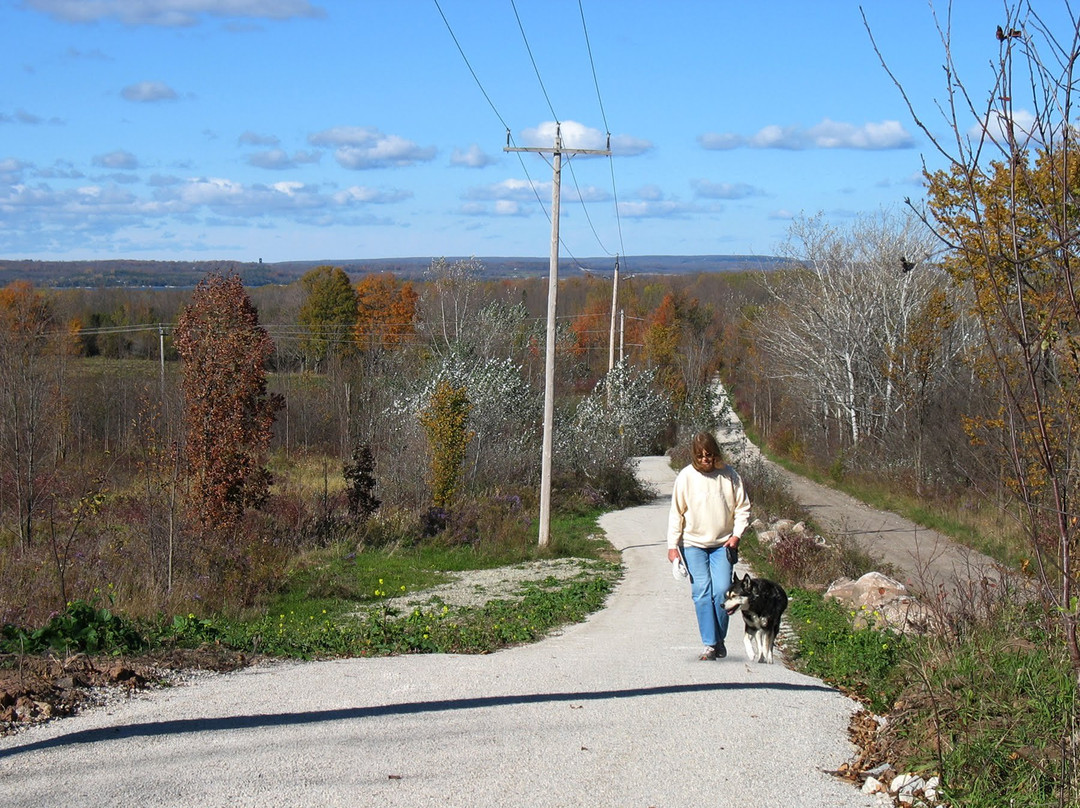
[[507, 125, 610, 546], [608, 255, 619, 373]]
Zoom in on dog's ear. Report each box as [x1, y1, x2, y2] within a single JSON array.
[[742, 573, 752, 587]]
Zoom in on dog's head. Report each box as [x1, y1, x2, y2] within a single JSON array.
[[723, 573, 754, 615]]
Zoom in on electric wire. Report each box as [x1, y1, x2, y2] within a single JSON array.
[[579, 0, 627, 264], [578, 0, 609, 134], [432, 0, 514, 138], [434, 0, 627, 269], [510, 0, 558, 123]]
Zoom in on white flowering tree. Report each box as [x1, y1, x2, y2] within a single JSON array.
[[555, 361, 670, 499], [386, 354, 542, 493]]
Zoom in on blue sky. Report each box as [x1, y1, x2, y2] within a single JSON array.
[[0, 1, 1052, 264]]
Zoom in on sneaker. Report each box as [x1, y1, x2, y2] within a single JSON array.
[[699, 646, 717, 661], [715, 641, 727, 659]]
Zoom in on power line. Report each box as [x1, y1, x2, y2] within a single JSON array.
[[578, 0, 609, 135], [510, 0, 558, 122], [578, 0, 627, 264], [432, 0, 514, 137]]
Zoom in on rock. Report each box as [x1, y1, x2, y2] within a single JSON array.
[[773, 518, 796, 533], [890, 772, 926, 795], [824, 572, 936, 633], [55, 674, 88, 690], [108, 665, 137, 683], [757, 529, 780, 546], [14, 695, 37, 720], [833, 571, 908, 608], [825, 577, 856, 600], [862, 775, 886, 794]]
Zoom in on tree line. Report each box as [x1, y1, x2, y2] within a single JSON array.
[[0, 259, 737, 625]]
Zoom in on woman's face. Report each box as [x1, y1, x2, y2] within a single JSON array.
[[692, 448, 716, 473]]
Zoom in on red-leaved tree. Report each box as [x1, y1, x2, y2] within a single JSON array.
[[174, 273, 283, 533]]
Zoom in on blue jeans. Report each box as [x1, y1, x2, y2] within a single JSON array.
[[682, 545, 733, 648]]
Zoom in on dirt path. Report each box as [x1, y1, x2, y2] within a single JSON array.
[[714, 393, 1001, 602]]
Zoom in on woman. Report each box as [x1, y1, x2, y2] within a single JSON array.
[[667, 431, 751, 660]]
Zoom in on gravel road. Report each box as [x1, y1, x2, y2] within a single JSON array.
[[714, 391, 1001, 603], [0, 455, 879, 808]]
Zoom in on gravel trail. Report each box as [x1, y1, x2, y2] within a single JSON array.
[[0, 456, 878, 808]]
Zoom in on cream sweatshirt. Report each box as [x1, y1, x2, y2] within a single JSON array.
[[667, 463, 751, 550]]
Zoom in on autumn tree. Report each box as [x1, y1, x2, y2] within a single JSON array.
[[354, 272, 418, 351], [872, 3, 1080, 676], [174, 273, 283, 532], [419, 380, 474, 509], [298, 265, 358, 368]]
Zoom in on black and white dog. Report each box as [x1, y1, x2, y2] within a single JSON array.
[[723, 573, 789, 664]]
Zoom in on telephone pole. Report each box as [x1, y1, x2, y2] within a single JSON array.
[[507, 125, 610, 546]]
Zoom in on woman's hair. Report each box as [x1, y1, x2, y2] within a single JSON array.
[[691, 431, 722, 461]]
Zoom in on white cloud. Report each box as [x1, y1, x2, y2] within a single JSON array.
[[246, 149, 321, 169], [308, 126, 380, 147], [121, 81, 178, 102], [618, 187, 696, 218], [92, 150, 139, 170], [0, 109, 62, 126], [332, 186, 412, 204], [26, 0, 325, 27], [967, 108, 1041, 149], [465, 178, 547, 202], [520, 120, 652, 157], [238, 131, 280, 146], [699, 118, 914, 150], [0, 170, 415, 256], [450, 144, 497, 168], [692, 179, 763, 200], [309, 126, 436, 169]]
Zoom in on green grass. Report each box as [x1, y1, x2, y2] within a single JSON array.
[[0, 505, 622, 661], [785, 588, 906, 713], [737, 405, 1078, 805]]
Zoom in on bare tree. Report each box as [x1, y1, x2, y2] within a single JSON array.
[[753, 212, 957, 466], [867, 1, 1080, 676], [0, 282, 71, 546]]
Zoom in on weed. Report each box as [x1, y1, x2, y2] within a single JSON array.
[[785, 588, 905, 713], [1, 598, 147, 656]]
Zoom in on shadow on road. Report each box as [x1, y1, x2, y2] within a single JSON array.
[[1, 679, 838, 759]]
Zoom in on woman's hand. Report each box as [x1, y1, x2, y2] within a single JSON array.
[[667, 547, 681, 563]]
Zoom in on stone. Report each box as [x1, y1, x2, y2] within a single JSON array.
[[757, 529, 780, 546], [890, 772, 925, 795], [861, 776, 885, 794]]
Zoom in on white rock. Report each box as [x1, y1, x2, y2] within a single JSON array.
[[862, 776, 885, 794], [757, 529, 780, 546], [890, 773, 925, 794]]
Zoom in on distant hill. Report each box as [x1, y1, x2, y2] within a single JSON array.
[[0, 255, 788, 288]]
